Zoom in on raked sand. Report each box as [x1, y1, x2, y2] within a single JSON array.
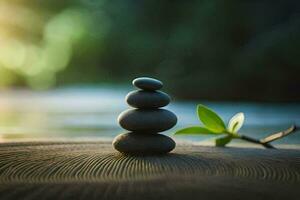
[[0, 141, 299, 200]]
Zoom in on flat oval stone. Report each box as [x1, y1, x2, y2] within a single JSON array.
[[126, 90, 170, 108], [133, 77, 163, 91], [113, 132, 176, 155], [118, 109, 177, 132]]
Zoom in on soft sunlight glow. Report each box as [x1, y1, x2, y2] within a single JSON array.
[[0, 2, 92, 89]]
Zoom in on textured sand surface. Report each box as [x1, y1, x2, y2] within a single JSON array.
[[0, 142, 299, 200]]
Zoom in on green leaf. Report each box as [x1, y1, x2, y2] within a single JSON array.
[[227, 112, 244, 133], [197, 104, 226, 133], [175, 126, 221, 135], [215, 135, 232, 147]]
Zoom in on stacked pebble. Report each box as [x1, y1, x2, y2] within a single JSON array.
[[113, 77, 177, 155]]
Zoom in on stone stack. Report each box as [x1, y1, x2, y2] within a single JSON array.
[[113, 77, 177, 155]]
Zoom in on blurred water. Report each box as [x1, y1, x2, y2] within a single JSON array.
[[0, 86, 299, 148]]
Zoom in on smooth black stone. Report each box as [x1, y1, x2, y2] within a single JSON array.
[[133, 77, 163, 91], [112, 132, 176, 155], [126, 90, 170, 108], [118, 109, 177, 132]]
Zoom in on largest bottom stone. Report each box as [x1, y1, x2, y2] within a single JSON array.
[[113, 133, 176, 155]]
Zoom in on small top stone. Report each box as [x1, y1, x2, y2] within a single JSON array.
[[132, 77, 163, 91]]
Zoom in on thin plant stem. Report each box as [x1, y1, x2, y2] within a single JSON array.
[[240, 135, 275, 149], [238, 125, 297, 149]]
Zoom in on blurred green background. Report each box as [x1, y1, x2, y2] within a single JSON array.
[[0, 0, 299, 101]]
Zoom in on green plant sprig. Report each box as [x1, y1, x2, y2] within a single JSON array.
[[174, 104, 297, 148]]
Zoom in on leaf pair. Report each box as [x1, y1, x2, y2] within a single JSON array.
[[175, 104, 226, 135], [175, 104, 245, 147]]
